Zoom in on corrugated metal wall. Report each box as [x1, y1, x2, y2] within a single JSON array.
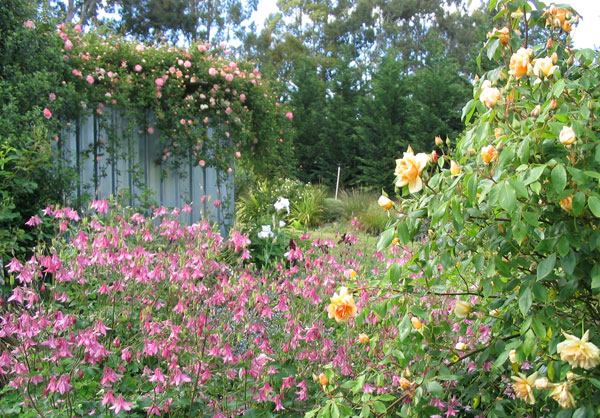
[[58, 109, 234, 234]]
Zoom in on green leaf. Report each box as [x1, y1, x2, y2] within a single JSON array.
[[561, 251, 576, 275], [498, 181, 517, 213], [487, 38, 501, 60], [508, 177, 528, 198], [537, 254, 556, 280], [398, 314, 411, 342], [551, 164, 567, 194], [532, 282, 547, 302], [525, 165, 545, 185], [519, 287, 532, 315], [532, 315, 546, 339], [427, 381, 444, 397], [373, 401, 386, 414], [522, 329, 536, 356], [467, 174, 478, 206], [552, 79, 565, 97], [377, 227, 395, 252], [573, 191, 586, 217], [588, 196, 600, 217]]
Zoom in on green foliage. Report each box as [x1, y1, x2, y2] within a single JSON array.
[[322, 197, 345, 223], [289, 184, 327, 228], [366, 0, 600, 415], [0, 0, 78, 262]]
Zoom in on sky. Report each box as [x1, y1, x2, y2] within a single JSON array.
[[248, 0, 600, 49]]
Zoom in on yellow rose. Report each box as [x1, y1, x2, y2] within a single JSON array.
[[489, 309, 500, 317], [509, 48, 532, 79], [479, 80, 501, 107], [344, 269, 358, 279], [556, 329, 600, 369], [509, 349, 518, 364], [378, 195, 393, 210], [358, 333, 370, 344], [411, 317, 422, 330], [319, 373, 328, 386], [327, 287, 358, 323], [494, 127, 503, 139], [454, 300, 472, 318], [395, 146, 430, 193], [549, 382, 576, 408], [559, 126, 576, 146], [481, 145, 498, 164], [560, 195, 573, 212], [511, 372, 538, 405], [450, 160, 461, 176], [532, 56, 558, 78]]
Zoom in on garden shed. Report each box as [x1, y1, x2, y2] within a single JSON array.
[[58, 109, 234, 232]]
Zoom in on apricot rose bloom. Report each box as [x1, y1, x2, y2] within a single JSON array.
[[487, 27, 510, 45], [559, 195, 573, 212], [511, 372, 538, 405], [481, 145, 498, 164], [532, 56, 558, 78], [549, 382, 576, 408], [509, 48, 532, 79], [454, 300, 472, 318], [479, 80, 501, 108], [358, 333, 370, 344], [327, 287, 358, 323], [556, 330, 600, 369], [395, 146, 430, 193], [559, 126, 576, 146]]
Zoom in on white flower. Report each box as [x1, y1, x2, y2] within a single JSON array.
[[556, 329, 600, 369], [279, 220, 286, 227], [257, 225, 274, 239], [559, 126, 576, 146], [274, 197, 290, 214]]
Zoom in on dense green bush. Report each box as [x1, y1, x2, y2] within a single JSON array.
[[0, 0, 78, 262]]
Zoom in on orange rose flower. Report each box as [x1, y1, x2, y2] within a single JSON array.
[[560, 195, 573, 212], [481, 145, 498, 164], [509, 48, 532, 79], [327, 287, 358, 323], [395, 146, 430, 193], [358, 333, 370, 344]]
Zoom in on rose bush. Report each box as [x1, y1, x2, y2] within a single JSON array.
[[350, 0, 600, 416]]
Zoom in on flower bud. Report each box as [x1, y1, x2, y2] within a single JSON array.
[[551, 99, 557, 109], [411, 317, 422, 330], [509, 349, 517, 364], [450, 160, 461, 176], [455, 342, 467, 351], [399, 377, 411, 390], [431, 150, 439, 163], [319, 373, 328, 386], [489, 309, 500, 317], [546, 38, 553, 49], [494, 127, 502, 139], [435, 136, 443, 146], [531, 104, 541, 118], [378, 195, 393, 210], [535, 377, 549, 389], [358, 333, 370, 344]]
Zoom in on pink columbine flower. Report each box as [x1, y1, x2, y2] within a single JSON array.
[[90, 199, 109, 213], [43, 108, 52, 119], [100, 366, 122, 385], [110, 396, 133, 414], [25, 215, 42, 226]]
